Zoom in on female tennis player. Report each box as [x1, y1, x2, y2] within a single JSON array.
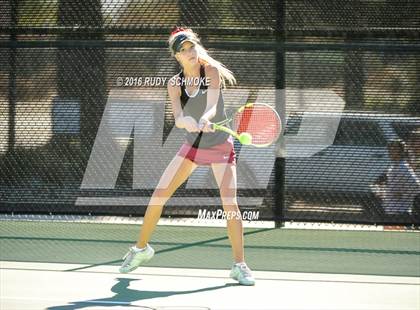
[[119, 27, 255, 285]]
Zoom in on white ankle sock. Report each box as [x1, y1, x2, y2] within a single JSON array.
[[133, 245, 147, 252]]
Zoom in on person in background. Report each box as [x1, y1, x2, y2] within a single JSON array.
[[373, 139, 420, 215], [406, 128, 420, 174], [405, 129, 420, 221]]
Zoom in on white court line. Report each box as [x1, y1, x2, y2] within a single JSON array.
[[1, 297, 131, 305], [3, 213, 419, 231], [0, 214, 274, 228]]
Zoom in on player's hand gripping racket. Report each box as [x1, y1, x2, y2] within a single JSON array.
[[211, 103, 281, 147]]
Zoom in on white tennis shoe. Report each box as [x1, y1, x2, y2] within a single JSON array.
[[230, 262, 255, 286], [119, 244, 154, 273]]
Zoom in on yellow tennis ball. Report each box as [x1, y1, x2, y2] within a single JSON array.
[[239, 132, 252, 145]]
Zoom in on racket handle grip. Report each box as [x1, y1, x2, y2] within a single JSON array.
[[211, 123, 239, 139]]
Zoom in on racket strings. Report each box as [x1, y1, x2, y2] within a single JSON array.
[[234, 105, 281, 145]]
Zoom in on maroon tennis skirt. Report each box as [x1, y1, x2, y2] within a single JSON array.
[[177, 137, 236, 166]]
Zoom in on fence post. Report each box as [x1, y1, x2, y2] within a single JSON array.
[[274, 0, 286, 227]]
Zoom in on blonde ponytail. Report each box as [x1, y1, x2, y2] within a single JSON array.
[[195, 44, 236, 88]]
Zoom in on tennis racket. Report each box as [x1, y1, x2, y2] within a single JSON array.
[[211, 103, 281, 147]]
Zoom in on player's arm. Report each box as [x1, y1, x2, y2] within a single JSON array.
[[199, 65, 220, 132], [168, 76, 199, 132]]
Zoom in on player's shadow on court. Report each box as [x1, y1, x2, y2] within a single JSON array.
[[47, 277, 237, 309]]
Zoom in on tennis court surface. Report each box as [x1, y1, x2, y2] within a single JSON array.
[[1, 219, 419, 310]]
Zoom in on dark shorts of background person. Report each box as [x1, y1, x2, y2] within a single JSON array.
[[177, 136, 236, 166]]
